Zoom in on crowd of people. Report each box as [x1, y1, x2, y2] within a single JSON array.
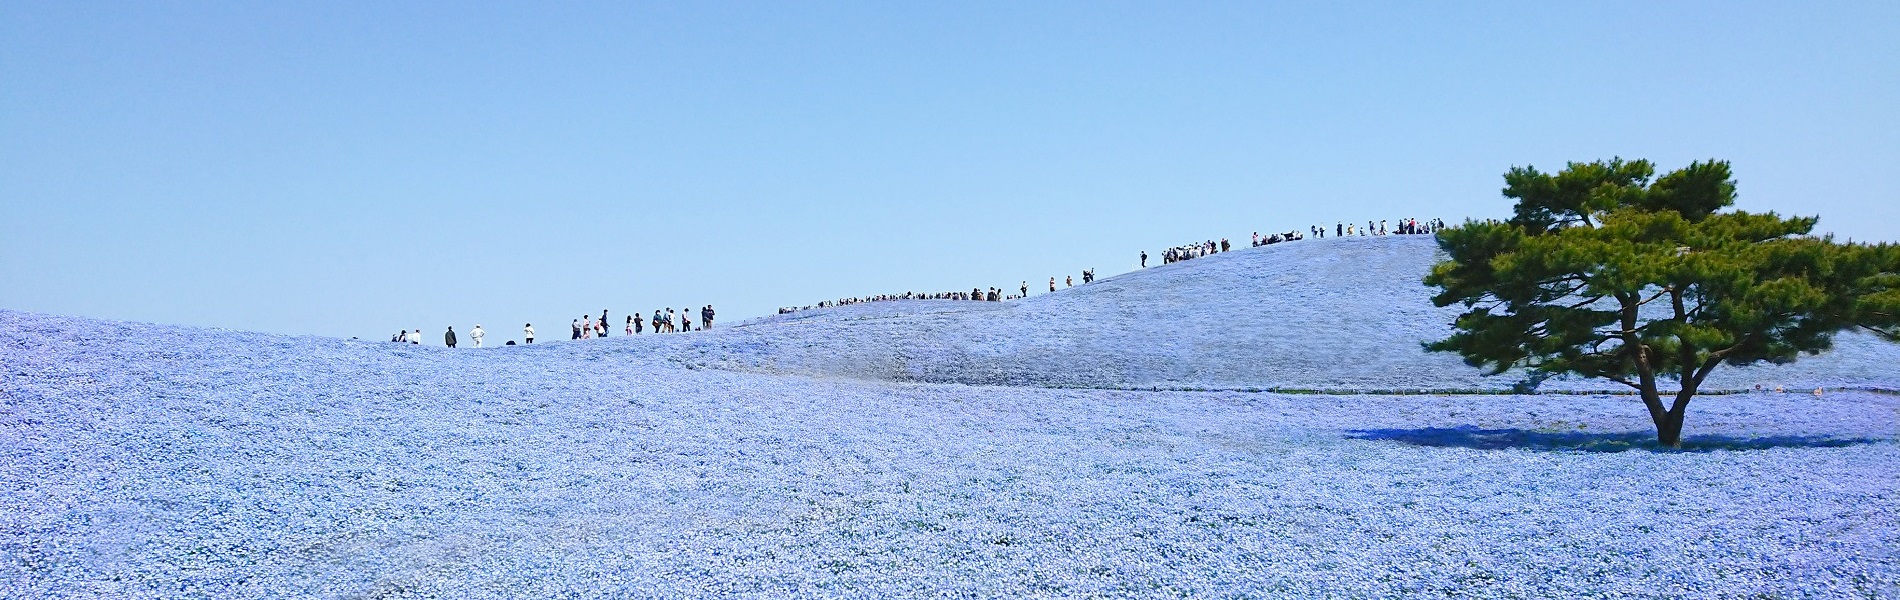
[[389, 305, 716, 347], [1160, 239, 1231, 264], [778, 288, 1018, 314], [391, 217, 1448, 342], [1254, 230, 1306, 247], [390, 325, 487, 347], [1321, 217, 1445, 238], [568, 306, 716, 338]]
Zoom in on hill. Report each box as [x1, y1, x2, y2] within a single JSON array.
[[646, 235, 1900, 392], [3, 236, 1899, 597]]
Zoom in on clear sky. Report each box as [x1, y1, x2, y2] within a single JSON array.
[[4, 2, 1896, 341]]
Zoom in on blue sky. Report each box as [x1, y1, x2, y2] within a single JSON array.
[[3, 1, 1896, 340]]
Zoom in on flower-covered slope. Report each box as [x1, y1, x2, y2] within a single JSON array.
[[2, 309, 1898, 597], [655, 235, 1900, 392]]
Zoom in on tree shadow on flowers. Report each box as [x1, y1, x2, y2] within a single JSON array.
[[1344, 426, 1887, 453]]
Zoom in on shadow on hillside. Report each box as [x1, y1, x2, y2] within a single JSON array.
[[1344, 426, 1887, 453]]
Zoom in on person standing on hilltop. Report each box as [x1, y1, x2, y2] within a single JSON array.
[[1139, 251, 1147, 267], [702, 305, 715, 329], [524, 323, 535, 344], [570, 319, 581, 340], [470, 324, 485, 348], [599, 310, 610, 337], [1049, 277, 1056, 292], [444, 326, 457, 348], [411, 329, 421, 344], [1021, 281, 1029, 297], [652, 309, 663, 333], [678, 308, 691, 332]]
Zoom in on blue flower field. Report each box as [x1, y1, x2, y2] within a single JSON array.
[[3, 237, 1897, 597]]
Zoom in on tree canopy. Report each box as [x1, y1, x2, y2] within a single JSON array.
[[1426, 158, 1900, 447]]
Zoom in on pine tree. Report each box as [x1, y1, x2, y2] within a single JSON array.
[[1426, 158, 1900, 447]]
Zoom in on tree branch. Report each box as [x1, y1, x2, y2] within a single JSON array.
[[1603, 376, 1643, 391], [1635, 288, 1671, 309], [1565, 294, 1607, 309], [1690, 334, 1752, 388]]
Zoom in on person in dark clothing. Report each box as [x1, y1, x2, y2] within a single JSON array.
[[599, 310, 610, 337], [702, 305, 715, 329], [1140, 251, 1147, 267], [571, 319, 581, 340], [444, 326, 457, 348]]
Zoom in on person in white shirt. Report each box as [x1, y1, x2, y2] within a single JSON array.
[[524, 323, 535, 344], [470, 324, 485, 347]]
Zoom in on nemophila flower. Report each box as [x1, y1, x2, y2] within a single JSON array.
[[3, 277, 1899, 597]]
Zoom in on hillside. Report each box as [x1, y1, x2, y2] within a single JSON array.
[[645, 235, 1900, 392], [4, 309, 1898, 597], [4, 236, 1900, 597]]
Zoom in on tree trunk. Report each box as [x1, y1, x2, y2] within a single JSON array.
[[1638, 385, 1673, 448], [1655, 411, 1684, 448], [1657, 387, 1697, 449]]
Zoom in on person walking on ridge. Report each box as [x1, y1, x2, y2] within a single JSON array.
[[1140, 251, 1147, 267], [444, 326, 457, 348]]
